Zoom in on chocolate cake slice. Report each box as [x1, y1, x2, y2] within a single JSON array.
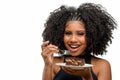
[[65, 57, 85, 66]]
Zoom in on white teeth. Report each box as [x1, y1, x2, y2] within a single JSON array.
[[70, 45, 79, 48]]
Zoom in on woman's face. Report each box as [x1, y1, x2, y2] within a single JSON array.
[[64, 21, 87, 56]]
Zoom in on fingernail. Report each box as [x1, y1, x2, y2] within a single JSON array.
[[46, 40, 49, 43]]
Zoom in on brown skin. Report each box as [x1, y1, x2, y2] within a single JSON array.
[[41, 21, 112, 80]]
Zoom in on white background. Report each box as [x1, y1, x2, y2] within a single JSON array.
[[0, 0, 119, 80]]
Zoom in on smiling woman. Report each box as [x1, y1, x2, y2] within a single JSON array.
[[41, 2, 117, 80]]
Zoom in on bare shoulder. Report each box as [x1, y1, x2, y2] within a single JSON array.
[[91, 56, 112, 79], [92, 56, 111, 67]]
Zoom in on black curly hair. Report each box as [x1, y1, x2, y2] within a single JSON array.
[[42, 3, 117, 55]]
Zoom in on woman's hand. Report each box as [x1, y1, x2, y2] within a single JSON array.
[[41, 41, 59, 66], [62, 67, 93, 80]]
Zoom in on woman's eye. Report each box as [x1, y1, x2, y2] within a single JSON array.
[[77, 32, 84, 35], [64, 31, 71, 35]]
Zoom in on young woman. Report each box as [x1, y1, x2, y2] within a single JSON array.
[[41, 3, 117, 80]]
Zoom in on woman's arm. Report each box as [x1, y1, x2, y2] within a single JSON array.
[[97, 59, 112, 80], [41, 41, 59, 80], [42, 64, 54, 80]]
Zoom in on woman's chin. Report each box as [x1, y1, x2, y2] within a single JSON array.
[[70, 52, 85, 56], [70, 53, 81, 56]]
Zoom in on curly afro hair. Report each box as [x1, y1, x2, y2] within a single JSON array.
[[42, 3, 117, 55]]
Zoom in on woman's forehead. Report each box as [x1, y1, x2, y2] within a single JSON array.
[[65, 21, 85, 30]]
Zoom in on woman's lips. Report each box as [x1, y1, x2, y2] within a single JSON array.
[[68, 44, 80, 53]]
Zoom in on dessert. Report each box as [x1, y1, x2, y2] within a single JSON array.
[[65, 57, 85, 66]]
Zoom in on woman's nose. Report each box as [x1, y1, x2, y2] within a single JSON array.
[[70, 35, 77, 42]]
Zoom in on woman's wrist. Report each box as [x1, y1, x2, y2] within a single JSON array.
[[44, 62, 53, 67]]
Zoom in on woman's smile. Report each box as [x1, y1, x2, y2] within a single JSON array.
[[68, 44, 80, 52]]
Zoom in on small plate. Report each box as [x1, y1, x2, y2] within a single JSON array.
[[56, 63, 93, 69]]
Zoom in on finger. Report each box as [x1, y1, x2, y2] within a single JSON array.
[[41, 41, 49, 50], [62, 67, 75, 73], [42, 47, 59, 55], [41, 44, 59, 57], [47, 44, 58, 50]]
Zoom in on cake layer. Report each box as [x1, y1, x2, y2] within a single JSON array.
[[65, 57, 85, 66]]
